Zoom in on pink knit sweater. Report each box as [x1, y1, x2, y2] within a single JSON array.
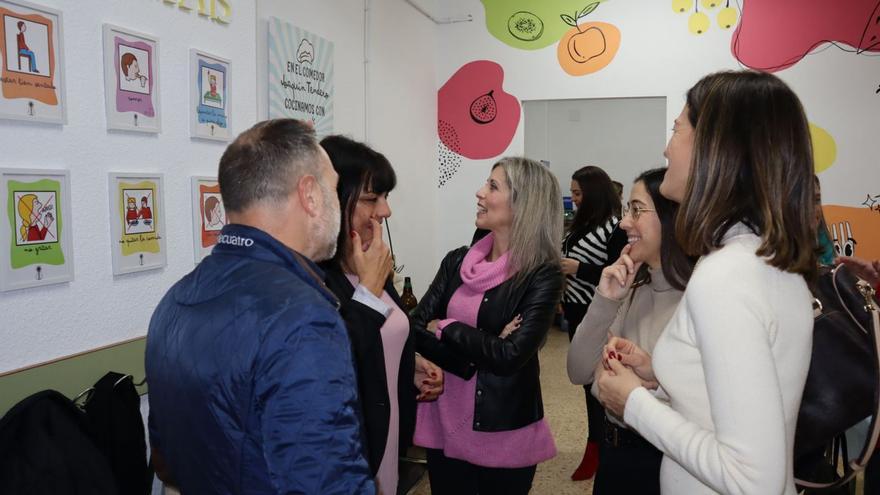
[[413, 234, 557, 468]]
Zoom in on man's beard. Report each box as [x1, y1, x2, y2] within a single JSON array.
[[310, 182, 341, 262]]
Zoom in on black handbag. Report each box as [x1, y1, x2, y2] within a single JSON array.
[[794, 264, 880, 491]]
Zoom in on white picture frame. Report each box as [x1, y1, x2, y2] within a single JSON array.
[[190, 49, 231, 141], [190, 176, 224, 263], [108, 172, 166, 275], [102, 24, 161, 133], [0, 0, 66, 124], [0, 168, 73, 291]]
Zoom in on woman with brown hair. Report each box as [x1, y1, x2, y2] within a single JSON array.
[[597, 70, 817, 494]]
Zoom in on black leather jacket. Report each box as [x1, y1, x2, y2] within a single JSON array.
[[412, 246, 564, 432]]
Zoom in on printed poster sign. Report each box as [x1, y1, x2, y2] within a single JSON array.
[[268, 16, 333, 136], [102, 24, 160, 132], [0, 168, 73, 291], [108, 173, 166, 275], [190, 49, 230, 141], [0, 0, 65, 124], [190, 176, 224, 262]]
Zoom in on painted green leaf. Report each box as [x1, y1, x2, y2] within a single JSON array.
[[580, 3, 600, 18]]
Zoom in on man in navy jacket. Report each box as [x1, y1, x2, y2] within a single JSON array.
[[145, 119, 375, 494]]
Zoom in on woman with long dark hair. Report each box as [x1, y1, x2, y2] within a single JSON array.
[[597, 70, 817, 494], [319, 135, 444, 495], [568, 168, 695, 494], [561, 165, 626, 480]]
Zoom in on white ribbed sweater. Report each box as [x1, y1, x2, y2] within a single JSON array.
[[624, 224, 813, 495]]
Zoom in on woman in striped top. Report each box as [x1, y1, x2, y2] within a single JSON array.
[[562, 165, 626, 481]]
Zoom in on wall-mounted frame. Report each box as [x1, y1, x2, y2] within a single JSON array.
[[190, 49, 231, 141], [190, 176, 224, 263], [102, 24, 160, 133], [0, 168, 73, 291], [108, 172, 165, 275], [0, 0, 66, 124]]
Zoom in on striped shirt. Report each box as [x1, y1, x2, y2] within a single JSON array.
[[561, 217, 624, 306]]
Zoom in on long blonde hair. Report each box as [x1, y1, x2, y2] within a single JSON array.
[[17, 194, 37, 241], [494, 157, 563, 281]]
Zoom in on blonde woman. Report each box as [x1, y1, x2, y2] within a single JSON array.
[[17, 194, 53, 242], [412, 157, 564, 494]]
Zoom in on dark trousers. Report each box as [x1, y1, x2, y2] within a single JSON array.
[[425, 449, 537, 495], [564, 303, 605, 443], [593, 419, 662, 495]]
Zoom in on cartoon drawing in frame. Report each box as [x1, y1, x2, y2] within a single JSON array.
[[190, 49, 230, 141], [1, 168, 73, 291], [122, 188, 155, 235], [202, 192, 224, 231], [0, 0, 66, 123], [191, 176, 222, 263], [103, 24, 160, 132], [109, 172, 166, 275], [14, 190, 55, 244]]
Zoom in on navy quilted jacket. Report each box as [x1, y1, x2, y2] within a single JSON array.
[[146, 224, 374, 494]]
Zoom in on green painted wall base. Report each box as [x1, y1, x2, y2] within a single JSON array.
[[0, 337, 148, 416]]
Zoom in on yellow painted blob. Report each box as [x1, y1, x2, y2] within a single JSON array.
[[810, 123, 837, 173]]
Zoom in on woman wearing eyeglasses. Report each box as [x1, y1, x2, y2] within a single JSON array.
[[561, 165, 626, 480], [567, 168, 695, 494], [597, 71, 816, 494]]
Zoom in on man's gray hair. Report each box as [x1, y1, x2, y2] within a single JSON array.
[[218, 119, 321, 213]]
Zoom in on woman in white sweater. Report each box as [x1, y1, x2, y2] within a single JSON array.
[[596, 70, 817, 495]]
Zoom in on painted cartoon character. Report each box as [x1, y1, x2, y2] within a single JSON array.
[[126, 196, 139, 226], [139, 196, 153, 225], [121, 52, 147, 88], [204, 195, 224, 229], [16, 21, 39, 73], [17, 194, 54, 242], [203, 73, 222, 103], [831, 221, 857, 257]]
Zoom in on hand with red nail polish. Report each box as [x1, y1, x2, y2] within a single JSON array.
[[605, 336, 656, 385]]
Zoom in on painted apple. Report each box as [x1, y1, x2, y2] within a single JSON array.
[[556, 3, 620, 76], [438, 61, 521, 160], [732, 0, 880, 72]]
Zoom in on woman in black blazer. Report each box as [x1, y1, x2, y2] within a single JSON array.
[[319, 135, 443, 495]]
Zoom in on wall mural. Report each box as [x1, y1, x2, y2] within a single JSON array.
[[823, 204, 880, 261], [809, 123, 837, 173], [437, 60, 520, 187], [481, 0, 620, 76], [672, 0, 739, 34], [732, 0, 880, 72], [482, 0, 606, 50], [557, 4, 620, 76]]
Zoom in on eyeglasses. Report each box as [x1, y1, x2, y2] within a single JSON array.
[[622, 203, 656, 221]]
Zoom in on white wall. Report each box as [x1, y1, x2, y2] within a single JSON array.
[[256, 0, 439, 297], [0, 0, 258, 373], [434, 0, 880, 258], [523, 97, 667, 196], [0, 0, 439, 373]]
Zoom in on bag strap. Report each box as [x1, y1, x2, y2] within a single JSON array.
[[795, 270, 879, 490]]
